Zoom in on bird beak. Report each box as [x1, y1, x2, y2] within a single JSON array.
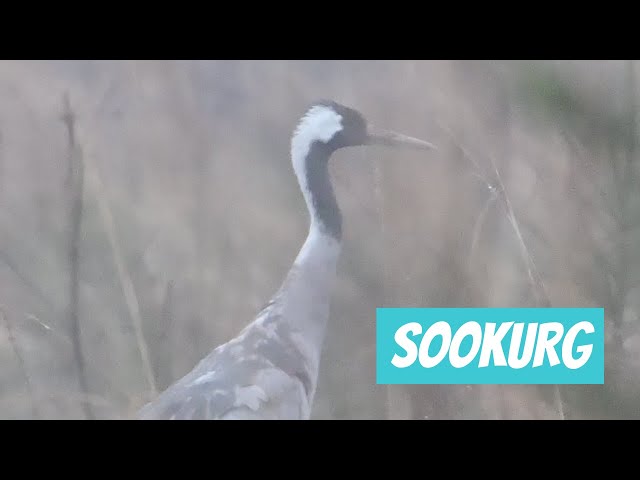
[[366, 125, 437, 151]]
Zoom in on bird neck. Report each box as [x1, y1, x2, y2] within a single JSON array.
[[279, 138, 343, 384], [281, 221, 341, 392], [292, 141, 343, 240]]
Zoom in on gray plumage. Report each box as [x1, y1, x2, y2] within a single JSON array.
[[137, 100, 435, 420], [137, 305, 314, 420]]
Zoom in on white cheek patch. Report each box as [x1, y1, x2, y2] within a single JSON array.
[[291, 106, 342, 174], [294, 105, 344, 146], [290, 106, 343, 210]]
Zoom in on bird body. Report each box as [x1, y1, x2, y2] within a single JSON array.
[[137, 229, 339, 419], [137, 100, 434, 420]]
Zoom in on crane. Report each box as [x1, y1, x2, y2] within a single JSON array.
[[136, 99, 436, 420]]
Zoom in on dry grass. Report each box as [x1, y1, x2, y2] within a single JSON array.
[[0, 60, 638, 419]]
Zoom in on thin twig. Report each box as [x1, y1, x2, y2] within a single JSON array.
[[553, 384, 566, 419], [152, 279, 174, 389], [82, 152, 158, 397], [23, 312, 72, 347], [435, 119, 494, 188], [66, 91, 158, 399], [438, 119, 565, 419], [488, 154, 552, 308], [487, 154, 564, 419], [468, 191, 499, 269], [373, 154, 414, 420], [0, 249, 57, 311], [0, 305, 40, 419], [436, 122, 503, 272], [61, 93, 93, 420], [15, 311, 132, 403], [612, 61, 638, 350], [438, 120, 552, 306]]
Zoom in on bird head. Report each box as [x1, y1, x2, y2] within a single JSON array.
[[292, 100, 436, 153]]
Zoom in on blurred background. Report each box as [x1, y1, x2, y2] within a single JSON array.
[[0, 59, 638, 419]]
